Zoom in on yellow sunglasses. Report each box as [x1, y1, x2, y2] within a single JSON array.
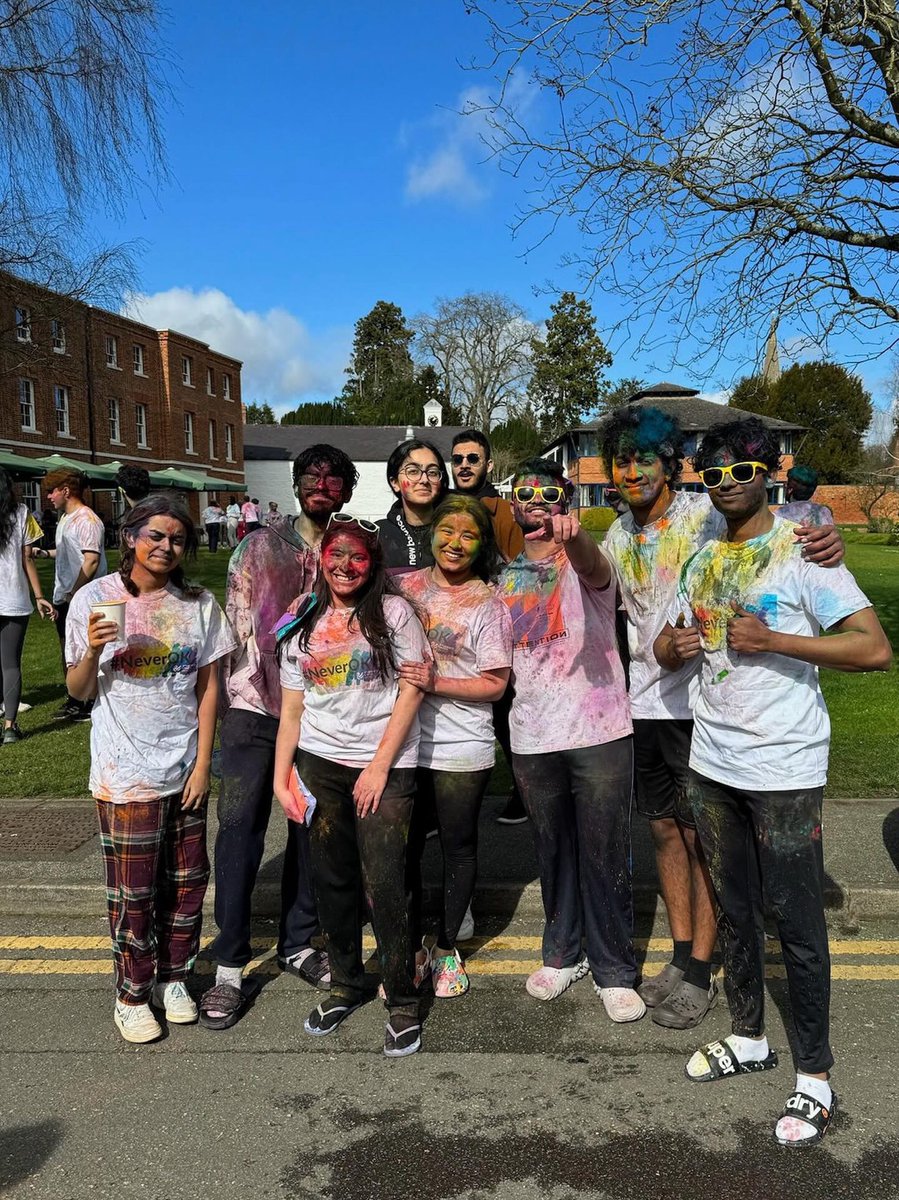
[[698, 461, 768, 489]]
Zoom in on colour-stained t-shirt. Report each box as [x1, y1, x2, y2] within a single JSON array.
[[670, 516, 871, 790], [280, 594, 430, 768], [53, 506, 107, 603], [66, 574, 236, 803], [398, 568, 513, 770], [777, 500, 835, 527], [498, 549, 631, 755], [0, 506, 42, 616], [604, 491, 725, 720]]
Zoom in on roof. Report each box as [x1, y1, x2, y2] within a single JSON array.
[[243, 424, 471, 462], [583, 385, 802, 433]]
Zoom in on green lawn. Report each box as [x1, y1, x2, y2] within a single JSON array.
[[2, 541, 897, 798]]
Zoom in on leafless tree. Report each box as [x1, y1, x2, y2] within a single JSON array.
[[468, 0, 899, 367], [0, 0, 171, 302], [414, 291, 539, 429]]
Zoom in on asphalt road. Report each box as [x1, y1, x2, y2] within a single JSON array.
[[1, 913, 898, 1200]]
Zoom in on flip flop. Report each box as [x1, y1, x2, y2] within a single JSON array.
[[686, 1037, 779, 1082]]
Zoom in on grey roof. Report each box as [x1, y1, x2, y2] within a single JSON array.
[[243, 424, 471, 462], [583, 387, 803, 434]]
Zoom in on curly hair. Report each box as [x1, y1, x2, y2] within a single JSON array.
[[114, 464, 151, 503], [118, 496, 204, 598], [292, 444, 359, 493], [430, 494, 502, 584], [598, 405, 685, 485], [693, 417, 782, 476]]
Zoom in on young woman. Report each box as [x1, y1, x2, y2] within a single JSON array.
[[0, 468, 55, 743], [397, 497, 512, 996], [273, 515, 430, 1057], [65, 496, 235, 1044], [225, 496, 241, 548], [377, 438, 449, 573]]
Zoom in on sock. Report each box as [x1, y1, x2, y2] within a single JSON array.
[[796, 1073, 832, 1108], [671, 940, 692, 971], [683, 957, 712, 990], [775, 1073, 833, 1143], [216, 965, 243, 990], [686, 1032, 769, 1080]]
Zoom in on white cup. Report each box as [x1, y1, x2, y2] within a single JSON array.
[[90, 600, 126, 642]]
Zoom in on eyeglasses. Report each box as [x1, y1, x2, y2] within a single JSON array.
[[297, 472, 345, 491], [327, 512, 379, 536], [697, 461, 768, 489], [513, 485, 564, 504], [401, 464, 443, 482], [452, 453, 483, 466]]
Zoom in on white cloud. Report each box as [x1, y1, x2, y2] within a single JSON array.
[[122, 287, 349, 416], [698, 388, 731, 405]]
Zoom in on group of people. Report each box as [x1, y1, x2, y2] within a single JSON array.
[[0, 408, 891, 1149], [202, 496, 281, 552]]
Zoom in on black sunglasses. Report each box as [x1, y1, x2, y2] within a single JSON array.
[[452, 453, 484, 466]]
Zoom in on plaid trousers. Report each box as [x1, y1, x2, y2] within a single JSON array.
[[97, 796, 210, 1004]]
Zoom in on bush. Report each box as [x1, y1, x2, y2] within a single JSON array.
[[867, 516, 896, 534], [578, 506, 618, 532]]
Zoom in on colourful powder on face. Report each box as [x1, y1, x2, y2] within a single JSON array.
[[615, 409, 678, 458]]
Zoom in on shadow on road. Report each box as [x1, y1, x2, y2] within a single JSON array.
[[0, 1119, 63, 1192], [883, 806, 899, 875]]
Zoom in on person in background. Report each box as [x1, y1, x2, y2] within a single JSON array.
[[202, 499, 224, 553], [225, 496, 241, 548], [0, 468, 56, 744], [33, 469, 107, 722], [242, 496, 261, 534], [377, 439, 449, 574], [115, 465, 151, 509], [264, 500, 282, 526], [40, 504, 58, 551], [778, 465, 835, 527], [65, 495, 235, 1044], [199, 445, 359, 1030], [604, 487, 628, 517]]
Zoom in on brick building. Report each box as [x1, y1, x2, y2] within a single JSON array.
[[0, 270, 245, 521]]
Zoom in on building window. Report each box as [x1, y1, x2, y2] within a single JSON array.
[[780, 432, 794, 455], [105, 334, 119, 368], [19, 379, 36, 430], [184, 411, 195, 453], [22, 481, 40, 515], [225, 423, 234, 461], [133, 343, 145, 375], [54, 386, 70, 435], [135, 403, 148, 447], [108, 398, 121, 442], [206, 367, 215, 395], [52, 320, 66, 353], [15, 306, 31, 342], [222, 373, 232, 401], [182, 355, 193, 386], [208, 419, 217, 459]]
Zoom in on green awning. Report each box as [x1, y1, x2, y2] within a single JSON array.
[[151, 467, 206, 491], [0, 449, 47, 479], [32, 453, 121, 484], [152, 467, 242, 492]]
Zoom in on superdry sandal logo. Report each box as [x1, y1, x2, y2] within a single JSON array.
[[785, 1094, 826, 1121]]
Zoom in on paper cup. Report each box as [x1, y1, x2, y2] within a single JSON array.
[[90, 600, 126, 641]]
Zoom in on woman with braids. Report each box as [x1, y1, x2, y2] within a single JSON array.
[[0, 467, 55, 744], [397, 495, 512, 998], [273, 514, 430, 1057], [65, 496, 235, 1044]]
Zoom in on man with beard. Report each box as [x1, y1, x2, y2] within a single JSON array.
[[199, 445, 359, 1030]]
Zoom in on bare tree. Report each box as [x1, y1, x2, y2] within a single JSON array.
[[469, 1, 899, 366], [414, 291, 538, 429], [0, 0, 171, 301]]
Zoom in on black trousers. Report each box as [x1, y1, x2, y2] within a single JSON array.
[[407, 765, 492, 948], [210, 708, 318, 967], [688, 770, 833, 1074], [299, 750, 418, 1016], [206, 522, 220, 553], [513, 737, 636, 987], [492, 683, 522, 804]]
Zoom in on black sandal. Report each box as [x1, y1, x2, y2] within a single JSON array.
[[774, 1090, 838, 1148], [686, 1038, 779, 1082], [384, 1014, 421, 1058], [278, 948, 331, 991], [198, 983, 246, 1030]]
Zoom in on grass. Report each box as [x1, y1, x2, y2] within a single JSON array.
[[2, 542, 897, 798]]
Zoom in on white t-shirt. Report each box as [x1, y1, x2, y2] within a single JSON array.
[[202, 506, 222, 525], [604, 491, 725, 720], [54, 506, 107, 604], [279, 594, 430, 769], [398, 569, 513, 771], [498, 548, 632, 755], [0, 506, 42, 616], [669, 517, 871, 790], [66, 573, 236, 803], [226, 504, 241, 521]]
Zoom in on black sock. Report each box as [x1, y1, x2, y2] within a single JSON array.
[[671, 940, 692, 971], [683, 957, 712, 989]]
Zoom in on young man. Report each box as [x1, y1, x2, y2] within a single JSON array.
[[36, 469, 106, 721], [451, 428, 527, 824], [114, 464, 151, 508], [241, 495, 261, 534], [654, 417, 891, 1148], [778, 464, 834, 527], [498, 458, 643, 1023], [600, 406, 844, 1031], [199, 445, 360, 1029], [201, 500, 224, 553]]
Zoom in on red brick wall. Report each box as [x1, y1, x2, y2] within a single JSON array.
[[568, 454, 797, 486], [796, 485, 899, 525]]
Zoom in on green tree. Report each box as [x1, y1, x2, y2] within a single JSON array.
[[529, 293, 612, 439], [595, 376, 647, 416], [341, 300, 415, 422], [729, 362, 872, 484], [490, 415, 545, 481], [244, 401, 276, 425], [281, 401, 350, 425]]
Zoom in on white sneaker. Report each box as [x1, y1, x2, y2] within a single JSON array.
[[151, 980, 198, 1024], [457, 904, 475, 942], [526, 957, 589, 1001], [114, 1001, 162, 1043], [596, 985, 647, 1023]]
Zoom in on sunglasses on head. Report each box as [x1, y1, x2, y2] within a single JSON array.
[[698, 461, 768, 489], [452, 452, 483, 466], [513, 485, 565, 504], [327, 512, 379, 536]]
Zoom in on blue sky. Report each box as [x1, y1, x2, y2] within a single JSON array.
[[88, 1, 896, 435]]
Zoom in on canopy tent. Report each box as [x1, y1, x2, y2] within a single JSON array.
[[0, 449, 47, 480], [30, 453, 121, 485], [152, 467, 241, 493]]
